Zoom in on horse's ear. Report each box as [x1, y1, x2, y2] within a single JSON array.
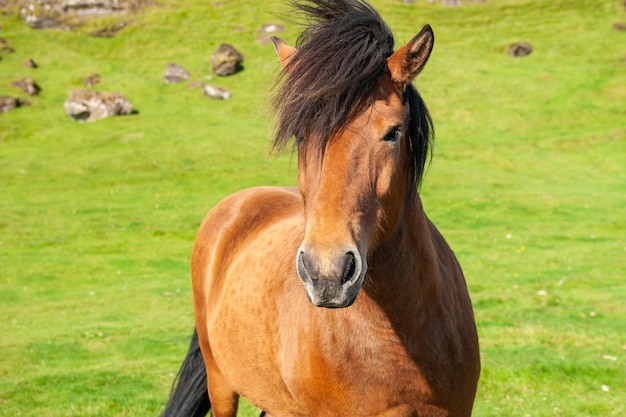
[[272, 36, 297, 69], [387, 25, 434, 89]]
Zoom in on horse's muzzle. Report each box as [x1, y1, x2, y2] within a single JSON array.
[[296, 246, 366, 308]]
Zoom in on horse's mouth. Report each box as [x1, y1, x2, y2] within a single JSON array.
[[304, 280, 361, 309], [309, 294, 358, 309]]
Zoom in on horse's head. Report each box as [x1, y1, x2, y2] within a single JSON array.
[[271, 1, 433, 308]]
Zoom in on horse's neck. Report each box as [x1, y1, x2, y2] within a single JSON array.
[[368, 192, 476, 362], [366, 193, 447, 323]]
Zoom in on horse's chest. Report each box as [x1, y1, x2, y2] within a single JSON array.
[[281, 316, 431, 413]]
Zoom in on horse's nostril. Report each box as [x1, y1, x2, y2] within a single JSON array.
[[298, 250, 317, 281], [342, 252, 357, 284]]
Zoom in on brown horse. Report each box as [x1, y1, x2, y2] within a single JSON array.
[[160, 1, 480, 416]]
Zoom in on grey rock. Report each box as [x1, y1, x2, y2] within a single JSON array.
[[210, 43, 244, 76], [90, 20, 127, 37], [0, 37, 14, 53], [64, 89, 135, 122], [203, 84, 231, 100], [164, 63, 190, 84], [507, 42, 533, 57], [257, 23, 285, 45], [24, 58, 38, 68], [82, 73, 101, 87], [0, 96, 31, 113], [12, 77, 41, 96], [62, 0, 122, 15]]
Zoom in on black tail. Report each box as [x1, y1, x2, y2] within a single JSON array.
[[160, 328, 211, 417]]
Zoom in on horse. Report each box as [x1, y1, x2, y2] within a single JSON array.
[[160, 1, 480, 416]]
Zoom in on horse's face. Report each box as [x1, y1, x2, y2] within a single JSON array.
[[294, 78, 409, 308], [273, 26, 433, 308]]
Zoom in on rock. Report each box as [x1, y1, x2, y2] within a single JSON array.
[[203, 84, 231, 100], [257, 23, 285, 45], [20, 7, 67, 30], [164, 63, 190, 84], [210, 43, 244, 76], [187, 81, 206, 89], [24, 58, 38, 68], [0, 36, 14, 53], [62, 0, 122, 15], [82, 73, 101, 87], [63, 89, 135, 122], [13, 0, 149, 31], [613, 22, 626, 31], [425, 0, 486, 4], [507, 42, 532, 57], [0, 96, 31, 113], [12, 77, 41, 96], [90, 21, 127, 37], [26, 18, 68, 30]]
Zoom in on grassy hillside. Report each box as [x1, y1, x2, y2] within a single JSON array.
[[1, 0, 625, 416]]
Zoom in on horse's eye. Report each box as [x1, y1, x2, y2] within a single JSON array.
[[383, 126, 403, 142]]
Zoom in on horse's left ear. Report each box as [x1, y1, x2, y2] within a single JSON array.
[[387, 25, 434, 89], [272, 36, 297, 69]]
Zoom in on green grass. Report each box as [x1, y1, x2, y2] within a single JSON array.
[[1, 0, 625, 416]]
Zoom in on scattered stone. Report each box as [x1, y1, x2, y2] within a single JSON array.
[[19, 5, 67, 30], [164, 63, 190, 84], [91, 20, 127, 37], [210, 43, 244, 76], [13, 0, 150, 30], [25, 16, 68, 30], [12, 77, 41, 96], [507, 41, 533, 57], [613, 22, 626, 31], [203, 84, 231, 100], [0, 96, 31, 113], [82, 73, 101, 87], [0, 36, 14, 53], [257, 23, 285, 45], [187, 81, 206, 89], [24, 58, 38, 68], [63, 89, 135, 122], [62, 0, 123, 16], [425, 0, 486, 4]]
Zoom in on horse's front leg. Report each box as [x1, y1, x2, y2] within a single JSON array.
[[370, 404, 417, 417]]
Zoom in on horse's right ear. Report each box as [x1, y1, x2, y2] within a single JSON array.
[[387, 25, 434, 89], [272, 36, 297, 69]]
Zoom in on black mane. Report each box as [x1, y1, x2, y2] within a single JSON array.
[[271, 0, 433, 189]]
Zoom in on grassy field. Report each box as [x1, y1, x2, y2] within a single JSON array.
[[1, 0, 625, 416]]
